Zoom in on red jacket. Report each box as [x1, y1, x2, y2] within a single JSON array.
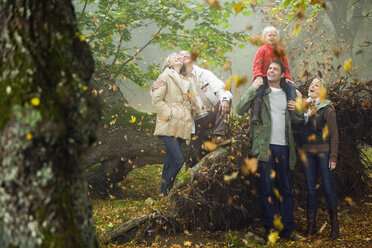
[[252, 43, 291, 81]]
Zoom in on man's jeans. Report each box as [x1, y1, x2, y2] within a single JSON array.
[[160, 136, 184, 196], [258, 144, 295, 235], [304, 151, 337, 210]]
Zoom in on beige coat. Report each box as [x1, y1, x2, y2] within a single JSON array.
[[152, 68, 192, 141]]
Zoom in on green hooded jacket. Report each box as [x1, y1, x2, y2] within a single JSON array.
[[236, 86, 297, 170]]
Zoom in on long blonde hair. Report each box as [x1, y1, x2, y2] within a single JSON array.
[[161, 53, 178, 72]]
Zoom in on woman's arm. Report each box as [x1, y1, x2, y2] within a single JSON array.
[[152, 74, 172, 120]]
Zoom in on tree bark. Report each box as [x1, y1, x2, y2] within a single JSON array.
[[0, 1, 99, 247]]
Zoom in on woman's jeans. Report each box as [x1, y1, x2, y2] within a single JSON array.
[[258, 144, 295, 235], [160, 136, 184, 196], [303, 151, 338, 210]]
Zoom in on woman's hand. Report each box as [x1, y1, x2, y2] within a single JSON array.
[[287, 100, 296, 111], [329, 161, 336, 170]]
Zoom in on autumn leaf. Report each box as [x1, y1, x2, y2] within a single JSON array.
[[322, 124, 329, 141], [242, 157, 258, 175], [234, 75, 248, 90], [205, 0, 222, 10], [270, 169, 276, 179], [31, 97, 40, 106], [129, 115, 136, 123], [319, 86, 327, 102], [273, 188, 282, 201], [234, 2, 245, 14], [295, 96, 304, 112], [274, 216, 283, 230], [224, 171, 238, 182], [273, 46, 285, 59], [222, 60, 232, 71], [344, 59, 352, 72], [224, 76, 233, 90], [190, 51, 199, 61], [112, 84, 118, 91], [26, 133, 33, 141], [268, 231, 279, 244], [184, 241, 192, 247], [294, 23, 301, 37], [202, 141, 217, 152]]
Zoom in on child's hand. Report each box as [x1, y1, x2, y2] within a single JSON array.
[[253, 77, 264, 90], [285, 78, 294, 84]]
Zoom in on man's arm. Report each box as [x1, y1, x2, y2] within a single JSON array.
[[236, 86, 259, 115]]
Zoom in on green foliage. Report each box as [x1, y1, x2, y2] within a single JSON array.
[[271, 0, 325, 23], [75, 0, 251, 86]]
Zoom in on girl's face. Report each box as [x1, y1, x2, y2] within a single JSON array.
[[308, 80, 321, 99], [265, 30, 278, 46], [169, 54, 182, 68]]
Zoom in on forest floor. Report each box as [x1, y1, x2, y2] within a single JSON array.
[[92, 163, 372, 248]]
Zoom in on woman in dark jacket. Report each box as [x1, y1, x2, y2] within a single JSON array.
[[299, 78, 340, 239]]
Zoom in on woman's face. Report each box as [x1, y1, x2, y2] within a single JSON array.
[[265, 30, 278, 46], [308, 80, 321, 99], [169, 54, 182, 68], [179, 51, 191, 65]]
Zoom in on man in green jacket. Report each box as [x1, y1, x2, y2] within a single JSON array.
[[236, 60, 301, 241]]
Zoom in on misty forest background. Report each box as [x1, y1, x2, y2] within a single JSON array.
[[0, 0, 371, 247]]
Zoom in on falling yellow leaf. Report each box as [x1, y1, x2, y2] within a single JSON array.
[[234, 2, 245, 14], [235, 75, 248, 90], [129, 115, 136, 123], [322, 124, 329, 141], [30, 97, 40, 106], [205, 0, 222, 10], [76, 32, 85, 41], [224, 75, 233, 90], [26, 133, 32, 141], [268, 231, 279, 244], [224, 171, 238, 182], [112, 84, 118, 91], [242, 157, 258, 175], [298, 148, 308, 164], [294, 23, 301, 37], [344, 59, 352, 72], [295, 96, 304, 112], [202, 141, 217, 152], [274, 216, 283, 230], [345, 196, 353, 204], [82, 86, 88, 91], [222, 61, 232, 71], [270, 169, 276, 179], [308, 134, 316, 141], [319, 86, 327, 102], [184, 241, 192, 247], [273, 188, 282, 201]]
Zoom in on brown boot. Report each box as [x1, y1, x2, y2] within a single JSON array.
[[329, 208, 340, 239], [251, 97, 262, 125], [304, 209, 317, 237]]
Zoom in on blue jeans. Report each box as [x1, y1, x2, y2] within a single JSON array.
[[303, 151, 337, 210], [258, 144, 295, 235], [160, 136, 184, 196]]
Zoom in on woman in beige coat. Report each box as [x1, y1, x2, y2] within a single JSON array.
[[152, 53, 192, 196]]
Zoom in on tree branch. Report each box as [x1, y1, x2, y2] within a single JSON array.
[[81, 0, 88, 14], [112, 26, 163, 81], [108, 34, 124, 78]]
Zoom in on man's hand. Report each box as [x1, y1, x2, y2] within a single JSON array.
[[329, 161, 336, 170], [152, 80, 164, 91], [219, 100, 230, 113], [252, 77, 264, 90], [287, 100, 296, 111]]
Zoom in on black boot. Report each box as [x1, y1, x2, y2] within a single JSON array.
[[329, 208, 340, 239], [251, 97, 262, 125], [304, 209, 317, 237]]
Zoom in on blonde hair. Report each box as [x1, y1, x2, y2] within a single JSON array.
[[262, 26, 279, 39], [311, 78, 325, 87], [162, 53, 178, 72]]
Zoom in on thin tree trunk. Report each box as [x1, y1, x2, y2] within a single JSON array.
[[0, 1, 100, 247]]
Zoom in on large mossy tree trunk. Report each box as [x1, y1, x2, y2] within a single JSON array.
[[0, 1, 100, 247]]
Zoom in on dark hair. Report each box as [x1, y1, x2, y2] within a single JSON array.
[[268, 59, 286, 74]]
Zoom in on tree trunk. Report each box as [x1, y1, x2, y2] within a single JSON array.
[[0, 1, 99, 247]]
